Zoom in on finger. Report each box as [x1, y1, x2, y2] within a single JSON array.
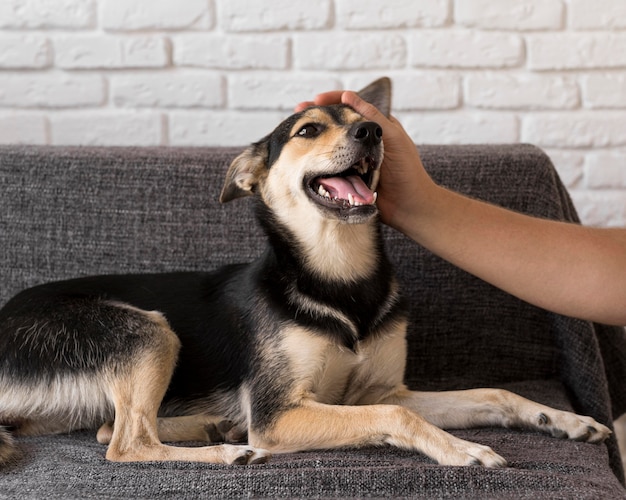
[[294, 100, 315, 112], [295, 89, 344, 112], [341, 91, 387, 123], [313, 90, 344, 106]]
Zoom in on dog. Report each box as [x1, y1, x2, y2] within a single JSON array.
[[0, 78, 611, 468]]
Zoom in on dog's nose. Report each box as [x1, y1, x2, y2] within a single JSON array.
[[350, 122, 383, 146]]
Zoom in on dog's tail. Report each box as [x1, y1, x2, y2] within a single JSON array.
[[0, 426, 17, 465]]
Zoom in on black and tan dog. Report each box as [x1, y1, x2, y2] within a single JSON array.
[[0, 78, 610, 468]]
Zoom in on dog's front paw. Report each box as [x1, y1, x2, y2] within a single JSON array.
[[223, 444, 271, 465], [440, 437, 507, 468], [534, 410, 611, 443]]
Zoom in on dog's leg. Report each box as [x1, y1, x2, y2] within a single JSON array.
[[97, 415, 245, 445], [379, 387, 611, 443], [105, 312, 269, 465], [249, 399, 507, 467]]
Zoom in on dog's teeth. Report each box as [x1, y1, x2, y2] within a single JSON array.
[[373, 192, 378, 204], [361, 160, 369, 175], [348, 193, 355, 206], [318, 185, 328, 197]]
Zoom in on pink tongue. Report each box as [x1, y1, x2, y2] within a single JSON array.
[[318, 175, 375, 204]]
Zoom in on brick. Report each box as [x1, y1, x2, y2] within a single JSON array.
[[294, 34, 406, 70], [570, 0, 626, 29], [0, 35, 50, 69], [584, 152, 626, 189], [410, 31, 523, 68], [218, 0, 331, 31], [337, 0, 449, 29], [582, 74, 626, 108], [455, 0, 563, 30], [570, 190, 626, 227], [229, 75, 340, 110], [522, 113, 626, 147], [345, 73, 460, 110], [466, 74, 579, 109], [528, 34, 626, 70], [54, 35, 169, 69], [102, 0, 212, 31], [50, 112, 163, 146], [169, 110, 285, 147], [0, 0, 96, 29], [173, 35, 288, 70], [0, 114, 47, 145], [545, 150, 585, 188], [400, 112, 518, 144], [112, 73, 223, 108], [0, 74, 105, 108]]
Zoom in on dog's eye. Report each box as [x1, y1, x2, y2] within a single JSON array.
[[296, 124, 322, 138]]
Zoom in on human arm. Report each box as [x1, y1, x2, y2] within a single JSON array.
[[297, 91, 626, 326]]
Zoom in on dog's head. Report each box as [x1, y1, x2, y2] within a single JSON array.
[[220, 78, 391, 226]]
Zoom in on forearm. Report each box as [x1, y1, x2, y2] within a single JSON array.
[[298, 89, 626, 324], [399, 185, 626, 326]]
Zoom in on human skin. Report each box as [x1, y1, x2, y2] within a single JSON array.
[[296, 91, 626, 326]]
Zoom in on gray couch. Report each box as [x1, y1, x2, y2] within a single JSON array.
[[0, 144, 625, 498]]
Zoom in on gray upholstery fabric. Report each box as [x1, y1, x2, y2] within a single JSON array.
[[0, 144, 625, 498]]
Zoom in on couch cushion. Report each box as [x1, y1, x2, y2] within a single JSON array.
[[0, 144, 624, 489], [0, 381, 622, 499]]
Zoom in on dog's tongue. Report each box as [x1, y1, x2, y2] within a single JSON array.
[[318, 175, 375, 204]]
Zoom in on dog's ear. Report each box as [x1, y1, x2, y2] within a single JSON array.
[[220, 138, 269, 203], [357, 77, 392, 118]]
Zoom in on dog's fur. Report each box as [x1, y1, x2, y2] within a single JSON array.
[[0, 78, 611, 467]]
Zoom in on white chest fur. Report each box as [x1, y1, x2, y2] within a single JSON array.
[[279, 321, 408, 406]]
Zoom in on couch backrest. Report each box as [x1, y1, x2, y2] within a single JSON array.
[[0, 144, 569, 390]]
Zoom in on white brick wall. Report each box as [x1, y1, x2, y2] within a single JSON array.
[[1, 0, 626, 226]]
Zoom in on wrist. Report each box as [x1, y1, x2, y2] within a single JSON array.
[[385, 179, 444, 244]]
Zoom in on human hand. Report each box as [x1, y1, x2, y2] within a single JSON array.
[[295, 90, 438, 235]]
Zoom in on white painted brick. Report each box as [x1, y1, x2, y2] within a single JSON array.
[[400, 112, 518, 144], [169, 110, 285, 147], [50, 112, 163, 146], [0, 35, 50, 69], [545, 150, 585, 189], [229, 75, 340, 110], [569, 0, 626, 29], [528, 34, 626, 70], [294, 34, 406, 70], [410, 31, 523, 68], [0, 74, 105, 108], [102, 0, 212, 31], [570, 190, 626, 227], [218, 0, 331, 31], [345, 73, 460, 110], [582, 74, 626, 108], [522, 113, 626, 148], [112, 73, 223, 109], [173, 35, 288, 70], [54, 36, 169, 69], [455, 0, 563, 30], [337, 0, 449, 29], [466, 74, 579, 110], [584, 152, 626, 188], [0, 0, 96, 29], [0, 114, 47, 145]]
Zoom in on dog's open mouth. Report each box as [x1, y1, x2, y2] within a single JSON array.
[[306, 157, 378, 210]]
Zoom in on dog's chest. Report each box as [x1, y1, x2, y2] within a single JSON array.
[[279, 324, 407, 405]]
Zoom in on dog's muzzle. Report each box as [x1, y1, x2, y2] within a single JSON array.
[[305, 121, 383, 221]]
